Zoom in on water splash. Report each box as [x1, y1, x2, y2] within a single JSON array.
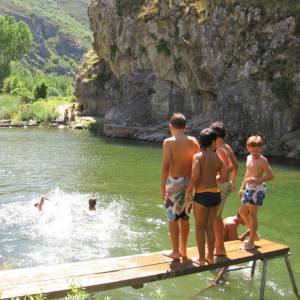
[[0, 188, 135, 268]]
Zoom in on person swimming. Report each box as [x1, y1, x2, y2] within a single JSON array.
[[88, 199, 97, 211], [34, 196, 49, 211]]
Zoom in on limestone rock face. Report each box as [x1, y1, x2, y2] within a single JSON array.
[[76, 0, 300, 159]]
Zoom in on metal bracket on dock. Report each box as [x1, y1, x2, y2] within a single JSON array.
[[259, 253, 300, 300], [131, 283, 144, 289]]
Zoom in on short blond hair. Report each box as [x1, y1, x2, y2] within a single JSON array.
[[247, 135, 263, 147]]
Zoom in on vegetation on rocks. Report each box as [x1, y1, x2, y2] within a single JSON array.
[[0, 16, 32, 86], [0, 0, 92, 75], [0, 94, 74, 123]]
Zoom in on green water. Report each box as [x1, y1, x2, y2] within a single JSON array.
[[0, 128, 299, 299]]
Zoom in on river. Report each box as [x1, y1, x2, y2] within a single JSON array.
[[0, 128, 299, 299]]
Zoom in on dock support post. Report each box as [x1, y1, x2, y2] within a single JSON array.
[[259, 258, 268, 300], [284, 254, 300, 300], [251, 260, 257, 278]]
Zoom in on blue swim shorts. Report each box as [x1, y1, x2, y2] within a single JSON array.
[[242, 183, 266, 206]]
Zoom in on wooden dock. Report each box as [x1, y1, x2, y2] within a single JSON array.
[[0, 239, 299, 300]]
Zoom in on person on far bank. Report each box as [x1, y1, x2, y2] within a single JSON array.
[[210, 121, 239, 256], [161, 113, 200, 260], [185, 128, 227, 266], [239, 135, 274, 250]]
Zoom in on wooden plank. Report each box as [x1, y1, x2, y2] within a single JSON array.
[[0, 240, 289, 300], [0, 239, 274, 287]]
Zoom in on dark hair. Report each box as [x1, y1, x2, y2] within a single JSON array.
[[170, 113, 186, 129], [199, 128, 217, 148], [210, 121, 226, 139], [89, 199, 97, 207]]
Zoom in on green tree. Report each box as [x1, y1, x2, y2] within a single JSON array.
[[0, 16, 32, 86], [34, 82, 48, 100]]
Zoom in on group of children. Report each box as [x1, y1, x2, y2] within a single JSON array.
[[161, 113, 274, 266]]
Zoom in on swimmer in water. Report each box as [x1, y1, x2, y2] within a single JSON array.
[[89, 199, 97, 211], [34, 196, 49, 211]]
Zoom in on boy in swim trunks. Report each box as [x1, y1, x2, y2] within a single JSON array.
[[210, 121, 239, 256], [161, 113, 200, 260], [239, 135, 274, 250], [185, 128, 227, 265]]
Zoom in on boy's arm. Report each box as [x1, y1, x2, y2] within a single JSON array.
[[186, 154, 200, 204], [239, 160, 250, 197], [161, 140, 171, 200], [216, 148, 230, 167], [228, 146, 239, 190], [193, 137, 201, 153], [217, 160, 227, 184]]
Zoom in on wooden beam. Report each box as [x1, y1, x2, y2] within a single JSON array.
[[0, 239, 290, 300]]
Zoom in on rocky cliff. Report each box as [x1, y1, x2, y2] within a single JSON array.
[[75, 0, 300, 159]]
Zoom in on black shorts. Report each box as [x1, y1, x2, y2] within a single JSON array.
[[193, 192, 221, 207], [174, 209, 190, 221]]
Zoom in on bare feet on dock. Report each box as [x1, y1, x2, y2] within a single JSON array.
[[214, 247, 226, 256], [205, 256, 214, 264], [179, 249, 188, 260], [162, 251, 180, 261], [193, 258, 206, 266], [241, 240, 255, 250], [254, 233, 261, 241]]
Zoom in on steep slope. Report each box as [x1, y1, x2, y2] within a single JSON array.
[[76, 0, 300, 159], [0, 0, 92, 75]]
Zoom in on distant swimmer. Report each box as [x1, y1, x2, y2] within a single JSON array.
[[88, 199, 97, 211], [34, 196, 49, 211]]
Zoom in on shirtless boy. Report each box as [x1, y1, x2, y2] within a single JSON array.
[[210, 121, 239, 256], [186, 128, 227, 265], [223, 209, 248, 242], [239, 135, 274, 250], [161, 113, 200, 260]]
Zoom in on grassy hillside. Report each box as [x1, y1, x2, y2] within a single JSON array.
[[0, 0, 92, 75]]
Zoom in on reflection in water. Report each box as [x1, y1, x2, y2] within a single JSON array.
[[0, 188, 135, 267]]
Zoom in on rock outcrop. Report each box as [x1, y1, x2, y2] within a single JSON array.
[[76, 0, 300, 159]]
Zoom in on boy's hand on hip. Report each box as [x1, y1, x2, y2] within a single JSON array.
[[246, 177, 257, 184], [239, 189, 244, 198]]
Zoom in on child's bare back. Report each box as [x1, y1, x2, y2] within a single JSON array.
[[194, 151, 224, 192], [164, 135, 199, 177]]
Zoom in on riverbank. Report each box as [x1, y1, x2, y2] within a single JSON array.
[[0, 116, 100, 132], [0, 93, 76, 125]]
